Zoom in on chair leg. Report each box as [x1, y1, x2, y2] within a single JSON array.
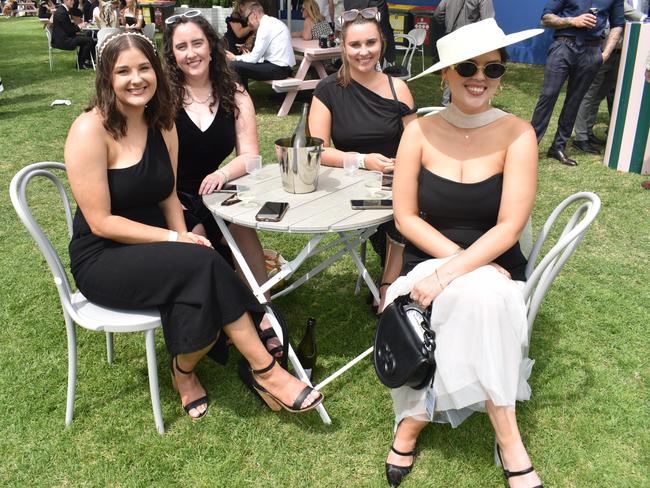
[[354, 240, 367, 295], [144, 328, 164, 434], [105, 332, 113, 364], [64, 315, 77, 426]]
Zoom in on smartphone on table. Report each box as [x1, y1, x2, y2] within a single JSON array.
[[381, 174, 394, 189], [221, 193, 241, 206], [255, 201, 289, 222], [217, 183, 237, 193], [350, 199, 393, 210]]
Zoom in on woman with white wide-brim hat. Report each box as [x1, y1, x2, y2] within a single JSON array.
[[383, 18, 545, 487]]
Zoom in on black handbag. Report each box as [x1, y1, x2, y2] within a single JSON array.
[[374, 294, 436, 390]]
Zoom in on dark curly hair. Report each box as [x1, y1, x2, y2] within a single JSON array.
[[87, 33, 174, 139], [163, 14, 241, 117]]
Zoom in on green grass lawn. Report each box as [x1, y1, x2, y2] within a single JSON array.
[[1, 17, 648, 488]]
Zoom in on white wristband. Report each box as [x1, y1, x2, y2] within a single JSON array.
[[168, 230, 178, 242], [356, 153, 366, 169]]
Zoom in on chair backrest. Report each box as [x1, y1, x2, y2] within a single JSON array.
[[523, 192, 601, 338], [142, 23, 155, 42], [416, 106, 445, 117], [96, 27, 120, 53], [407, 28, 426, 46], [386, 33, 417, 80], [9, 162, 76, 318]]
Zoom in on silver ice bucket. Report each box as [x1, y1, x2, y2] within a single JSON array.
[[275, 137, 323, 194]]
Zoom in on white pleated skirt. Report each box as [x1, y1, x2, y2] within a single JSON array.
[[384, 258, 534, 429]]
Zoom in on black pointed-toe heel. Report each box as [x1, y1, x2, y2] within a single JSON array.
[[495, 443, 543, 488], [170, 356, 209, 420], [385, 445, 416, 487], [250, 357, 323, 413]]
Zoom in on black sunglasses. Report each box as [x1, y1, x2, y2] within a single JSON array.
[[451, 61, 507, 80]]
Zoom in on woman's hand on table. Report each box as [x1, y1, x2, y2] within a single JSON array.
[[365, 154, 395, 173], [179, 231, 213, 248], [198, 169, 228, 195]]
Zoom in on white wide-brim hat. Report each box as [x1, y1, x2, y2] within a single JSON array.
[[408, 18, 543, 82]]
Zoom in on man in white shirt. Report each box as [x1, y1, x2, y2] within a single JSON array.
[[226, 2, 295, 90]]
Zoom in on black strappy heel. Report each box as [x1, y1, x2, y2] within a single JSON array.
[[258, 326, 283, 358], [170, 356, 208, 420], [385, 444, 417, 487], [249, 357, 323, 413], [496, 444, 543, 488]]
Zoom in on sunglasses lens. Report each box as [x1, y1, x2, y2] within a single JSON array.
[[360, 8, 376, 19], [484, 63, 506, 79], [455, 62, 477, 77]]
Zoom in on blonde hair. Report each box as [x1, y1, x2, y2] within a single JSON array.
[[302, 0, 324, 24]]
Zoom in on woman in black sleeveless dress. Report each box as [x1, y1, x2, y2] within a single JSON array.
[[383, 20, 543, 488], [223, 1, 254, 54], [66, 32, 322, 420], [309, 8, 417, 313], [163, 14, 283, 359]]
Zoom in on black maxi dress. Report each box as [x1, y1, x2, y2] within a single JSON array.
[[68, 128, 263, 357]]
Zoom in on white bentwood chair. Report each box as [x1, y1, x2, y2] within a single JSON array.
[[490, 191, 601, 466], [395, 28, 426, 72], [384, 33, 418, 80], [10, 162, 165, 434], [96, 27, 121, 60], [45, 24, 79, 71]]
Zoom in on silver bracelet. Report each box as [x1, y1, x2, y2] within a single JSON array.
[[168, 230, 178, 242]]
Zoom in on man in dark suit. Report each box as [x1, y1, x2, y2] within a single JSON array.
[[530, 0, 624, 166], [51, 0, 96, 69]]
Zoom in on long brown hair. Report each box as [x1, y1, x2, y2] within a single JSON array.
[[337, 15, 385, 87], [163, 15, 241, 117], [87, 33, 174, 139]]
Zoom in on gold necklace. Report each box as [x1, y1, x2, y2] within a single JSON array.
[[186, 87, 212, 105]]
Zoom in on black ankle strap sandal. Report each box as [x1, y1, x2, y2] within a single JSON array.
[[249, 357, 323, 413], [170, 356, 209, 420]]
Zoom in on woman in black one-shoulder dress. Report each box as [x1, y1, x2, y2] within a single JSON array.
[[66, 32, 322, 420]]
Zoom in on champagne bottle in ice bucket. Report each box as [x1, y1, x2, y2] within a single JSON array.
[[296, 317, 317, 380], [291, 103, 311, 173], [291, 103, 311, 148]]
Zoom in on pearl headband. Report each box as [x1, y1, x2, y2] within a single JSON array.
[[98, 32, 157, 62]]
